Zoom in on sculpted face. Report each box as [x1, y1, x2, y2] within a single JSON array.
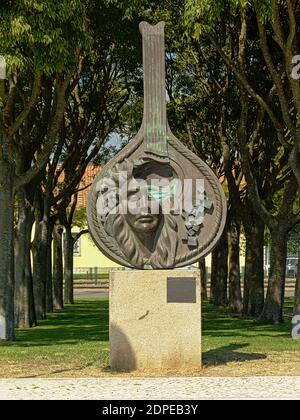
[[125, 186, 162, 235], [125, 211, 162, 235]]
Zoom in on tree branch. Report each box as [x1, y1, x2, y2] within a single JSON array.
[[10, 72, 42, 137], [271, 0, 286, 51], [236, 13, 273, 226], [68, 194, 78, 226], [14, 76, 69, 190], [74, 229, 89, 243], [257, 18, 295, 136], [207, 34, 286, 142]]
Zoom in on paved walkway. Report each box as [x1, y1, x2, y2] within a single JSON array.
[[0, 377, 299, 400], [74, 289, 109, 298]]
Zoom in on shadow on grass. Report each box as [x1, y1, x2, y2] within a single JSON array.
[[1, 299, 109, 348], [202, 301, 294, 340], [203, 343, 266, 367], [0, 298, 297, 357], [20, 355, 110, 379]]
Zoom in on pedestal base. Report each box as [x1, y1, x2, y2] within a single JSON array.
[[109, 269, 202, 372]]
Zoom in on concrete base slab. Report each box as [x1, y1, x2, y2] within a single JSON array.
[[109, 269, 201, 372]]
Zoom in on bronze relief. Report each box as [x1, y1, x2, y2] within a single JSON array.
[[87, 22, 227, 269]]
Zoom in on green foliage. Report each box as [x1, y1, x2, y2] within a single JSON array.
[[288, 234, 300, 257], [93, 140, 128, 165], [0, 0, 89, 74], [183, 0, 273, 38], [73, 208, 87, 229], [105, 0, 148, 19]]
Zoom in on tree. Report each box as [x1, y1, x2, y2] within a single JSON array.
[[0, 0, 138, 338], [62, 200, 89, 305], [51, 0, 298, 323], [0, 0, 88, 339], [184, 0, 300, 323], [51, 3, 138, 306], [295, 257, 300, 315]]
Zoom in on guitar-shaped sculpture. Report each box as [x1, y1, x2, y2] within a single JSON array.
[[87, 22, 227, 269]]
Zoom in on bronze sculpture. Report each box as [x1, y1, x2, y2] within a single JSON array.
[[87, 22, 227, 269]]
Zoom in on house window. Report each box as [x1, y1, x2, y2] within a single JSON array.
[[72, 234, 81, 257]]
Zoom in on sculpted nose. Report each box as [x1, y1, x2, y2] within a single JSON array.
[[140, 205, 151, 215], [138, 192, 151, 214]]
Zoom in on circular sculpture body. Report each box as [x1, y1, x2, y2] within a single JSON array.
[[87, 22, 227, 270]]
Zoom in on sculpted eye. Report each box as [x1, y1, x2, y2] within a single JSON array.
[[128, 195, 140, 202], [148, 184, 177, 201]]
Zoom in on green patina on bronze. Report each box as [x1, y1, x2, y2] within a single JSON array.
[[147, 184, 177, 201]]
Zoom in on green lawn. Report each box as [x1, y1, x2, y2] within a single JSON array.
[[0, 298, 299, 377], [73, 274, 108, 281]]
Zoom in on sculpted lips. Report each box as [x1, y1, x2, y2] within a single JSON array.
[[136, 215, 155, 223]]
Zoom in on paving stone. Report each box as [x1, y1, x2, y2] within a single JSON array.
[[0, 377, 299, 400]]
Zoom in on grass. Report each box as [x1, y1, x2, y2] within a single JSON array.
[[201, 299, 300, 376], [73, 274, 108, 281], [0, 297, 299, 378]]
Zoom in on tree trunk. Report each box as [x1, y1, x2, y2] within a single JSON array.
[[228, 217, 242, 313], [199, 258, 207, 301], [32, 193, 53, 320], [64, 226, 74, 305], [260, 228, 288, 324], [53, 223, 64, 311], [0, 161, 15, 340], [210, 227, 228, 306], [32, 219, 48, 320], [14, 190, 36, 328], [294, 255, 300, 316], [243, 215, 265, 317], [46, 221, 54, 313]]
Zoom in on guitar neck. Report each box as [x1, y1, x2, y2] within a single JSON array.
[[140, 22, 168, 160]]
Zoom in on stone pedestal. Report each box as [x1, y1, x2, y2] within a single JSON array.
[[109, 269, 201, 372]]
